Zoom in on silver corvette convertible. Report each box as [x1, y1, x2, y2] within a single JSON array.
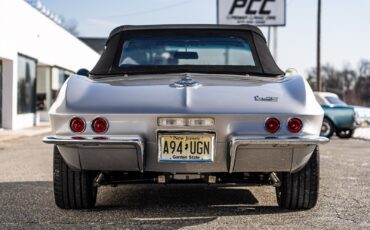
[[43, 24, 329, 210]]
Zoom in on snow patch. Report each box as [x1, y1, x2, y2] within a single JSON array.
[[353, 127, 370, 140]]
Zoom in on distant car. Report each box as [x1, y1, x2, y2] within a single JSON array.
[[353, 106, 370, 126], [314, 92, 356, 138], [43, 24, 329, 210]]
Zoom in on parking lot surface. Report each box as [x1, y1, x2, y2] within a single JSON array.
[[0, 135, 369, 229]]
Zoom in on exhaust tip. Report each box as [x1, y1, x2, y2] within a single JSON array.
[[269, 172, 281, 187]]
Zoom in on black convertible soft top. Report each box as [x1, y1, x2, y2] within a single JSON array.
[[90, 24, 284, 77]]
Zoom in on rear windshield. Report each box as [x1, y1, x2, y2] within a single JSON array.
[[90, 28, 285, 77], [119, 36, 256, 67], [325, 96, 347, 105]]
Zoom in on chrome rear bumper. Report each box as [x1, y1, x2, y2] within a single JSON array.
[[43, 136, 145, 172], [229, 136, 329, 146], [228, 136, 329, 173], [43, 135, 328, 173]]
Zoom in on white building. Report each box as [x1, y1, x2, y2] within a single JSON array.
[[0, 0, 100, 130]]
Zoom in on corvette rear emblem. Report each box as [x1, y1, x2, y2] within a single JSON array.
[[254, 96, 278, 102], [170, 76, 201, 88]]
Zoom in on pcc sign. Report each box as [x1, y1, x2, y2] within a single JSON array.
[[217, 0, 286, 26]]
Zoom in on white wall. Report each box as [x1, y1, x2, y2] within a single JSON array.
[[0, 0, 99, 71], [1, 58, 15, 129], [0, 0, 100, 129]]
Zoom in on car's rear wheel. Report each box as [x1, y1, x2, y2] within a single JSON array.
[[336, 129, 354, 138], [276, 147, 320, 210], [53, 146, 97, 209], [320, 118, 334, 138]]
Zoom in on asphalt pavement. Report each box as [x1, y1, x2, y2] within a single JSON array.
[[0, 135, 369, 229]]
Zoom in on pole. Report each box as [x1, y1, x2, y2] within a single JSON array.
[[316, 0, 322, 91], [273, 26, 278, 62], [267, 26, 271, 47], [216, 0, 219, 24]]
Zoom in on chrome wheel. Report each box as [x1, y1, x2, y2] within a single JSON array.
[[320, 118, 334, 138], [321, 122, 330, 136]]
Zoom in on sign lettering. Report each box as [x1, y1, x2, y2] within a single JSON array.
[[218, 0, 286, 26]]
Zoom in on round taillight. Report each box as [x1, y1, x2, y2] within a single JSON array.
[[288, 118, 303, 133], [265, 117, 280, 133], [70, 117, 85, 133], [92, 117, 108, 133]]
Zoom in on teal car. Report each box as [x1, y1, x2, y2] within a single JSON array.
[[314, 92, 356, 138]]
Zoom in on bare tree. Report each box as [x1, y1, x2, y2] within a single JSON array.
[[307, 67, 317, 91], [60, 17, 79, 36], [354, 76, 370, 105], [358, 60, 370, 77], [337, 64, 356, 103], [321, 64, 343, 95], [306, 61, 370, 106], [355, 60, 370, 105]]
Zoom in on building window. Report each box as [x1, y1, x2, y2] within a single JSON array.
[[18, 55, 37, 114], [36, 66, 52, 111]]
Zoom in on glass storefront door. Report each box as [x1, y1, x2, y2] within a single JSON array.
[[17, 55, 37, 114]]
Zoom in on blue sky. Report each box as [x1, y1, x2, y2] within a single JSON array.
[[42, 0, 370, 76]]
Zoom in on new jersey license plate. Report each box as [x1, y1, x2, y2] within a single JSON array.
[[158, 133, 215, 162]]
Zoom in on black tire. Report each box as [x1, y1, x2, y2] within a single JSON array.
[[276, 147, 320, 210], [53, 146, 97, 209], [320, 118, 334, 138], [336, 129, 354, 139]]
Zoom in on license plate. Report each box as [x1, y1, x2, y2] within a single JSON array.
[[158, 133, 215, 162]]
